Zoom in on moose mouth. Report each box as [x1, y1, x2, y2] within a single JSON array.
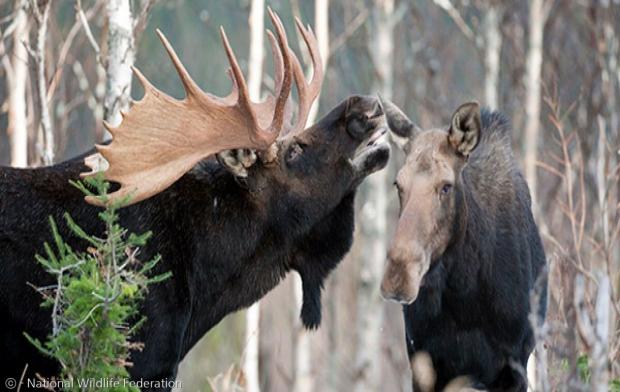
[[350, 125, 390, 176], [355, 127, 388, 155]]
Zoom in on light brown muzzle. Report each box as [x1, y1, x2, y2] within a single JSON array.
[[381, 241, 431, 304]]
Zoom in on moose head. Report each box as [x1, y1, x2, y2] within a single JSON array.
[[82, 10, 389, 209], [77, 10, 390, 329], [379, 98, 481, 304], [217, 94, 389, 220]]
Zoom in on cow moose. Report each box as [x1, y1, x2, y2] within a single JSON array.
[[379, 98, 547, 391], [0, 13, 390, 391]]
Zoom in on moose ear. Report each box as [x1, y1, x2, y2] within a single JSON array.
[[378, 95, 419, 139], [448, 102, 481, 157]]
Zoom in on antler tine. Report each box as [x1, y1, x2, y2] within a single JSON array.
[[220, 27, 254, 115], [266, 7, 293, 133], [288, 17, 324, 133], [295, 19, 323, 93], [156, 29, 202, 98], [266, 31, 284, 96], [131, 65, 156, 94]]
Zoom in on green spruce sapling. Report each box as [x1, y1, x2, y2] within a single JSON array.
[[26, 174, 171, 391]]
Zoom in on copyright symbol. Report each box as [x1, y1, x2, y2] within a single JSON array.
[[5, 378, 16, 389]]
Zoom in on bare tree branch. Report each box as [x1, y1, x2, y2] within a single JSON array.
[[76, 0, 101, 58], [329, 9, 368, 55], [133, 0, 158, 44], [431, 0, 477, 45], [47, 0, 104, 101]]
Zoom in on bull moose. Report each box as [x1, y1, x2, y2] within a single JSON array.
[[380, 99, 547, 391], [0, 13, 390, 391]]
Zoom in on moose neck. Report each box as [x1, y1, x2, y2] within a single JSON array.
[[165, 161, 343, 354], [440, 175, 489, 294]]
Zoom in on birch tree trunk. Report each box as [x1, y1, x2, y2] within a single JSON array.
[[292, 277, 312, 392], [523, 0, 547, 208], [292, 2, 329, 391], [597, 1, 619, 371], [103, 0, 135, 135], [30, 0, 53, 165], [523, 3, 550, 387], [6, 0, 29, 167], [600, 0, 619, 278], [354, 1, 394, 390], [483, 2, 502, 110], [244, 1, 264, 392]]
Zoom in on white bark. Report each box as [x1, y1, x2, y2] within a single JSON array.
[[244, 304, 261, 392], [528, 269, 549, 392], [314, 0, 329, 81], [523, 0, 547, 208], [293, 274, 312, 392], [575, 273, 611, 392], [244, 2, 264, 392], [6, 0, 29, 167], [591, 274, 611, 392], [600, 4, 619, 272], [104, 0, 135, 135], [293, 3, 328, 391], [523, 3, 549, 384], [524, 6, 544, 377], [354, 1, 394, 391], [598, 6, 619, 372], [247, 0, 264, 102], [30, 0, 54, 165], [483, 3, 502, 110]]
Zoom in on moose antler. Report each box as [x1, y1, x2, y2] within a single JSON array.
[[81, 10, 296, 206], [287, 18, 324, 135], [248, 17, 325, 164], [250, 16, 324, 137]]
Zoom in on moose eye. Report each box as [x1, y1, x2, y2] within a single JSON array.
[[440, 183, 452, 196], [347, 115, 371, 139]]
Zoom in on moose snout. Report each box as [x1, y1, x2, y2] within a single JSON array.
[[345, 96, 386, 140], [381, 245, 430, 305]]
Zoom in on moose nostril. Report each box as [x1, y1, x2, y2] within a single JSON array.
[[381, 284, 410, 304], [380, 278, 398, 299], [380, 288, 398, 302]]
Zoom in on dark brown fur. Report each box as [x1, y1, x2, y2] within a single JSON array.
[[381, 99, 547, 391], [0, 95, 390, 392]]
